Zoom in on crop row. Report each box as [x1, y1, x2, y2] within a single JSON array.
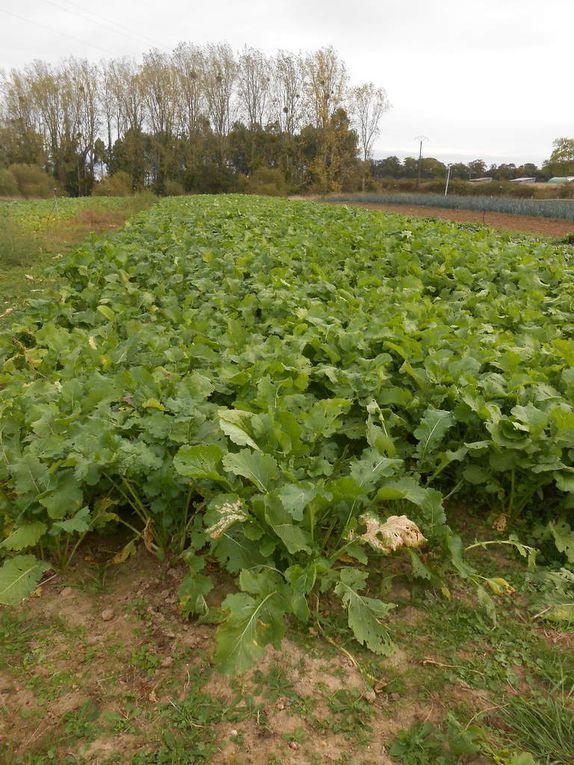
[[328, 193, 574, 221], [0, 196, 572, 670]]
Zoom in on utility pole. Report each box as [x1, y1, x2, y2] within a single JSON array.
[[444, 163, 452, 196], [415, 135, 428, 189]]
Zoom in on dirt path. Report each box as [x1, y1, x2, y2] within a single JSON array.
[[329, 201, 574, 237]]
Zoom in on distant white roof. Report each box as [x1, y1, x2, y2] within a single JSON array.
[[509, 177, 536, 183], [548, 176, 574, 183]]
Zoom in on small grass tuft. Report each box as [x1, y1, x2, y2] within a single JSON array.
[[497, 687, 574, 764]]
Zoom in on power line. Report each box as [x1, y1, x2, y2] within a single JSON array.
[[0, 7, 116, 57], [45, 0, 165, 51]]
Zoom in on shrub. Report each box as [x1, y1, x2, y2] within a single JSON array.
[[0, 168, 20, 197], [8, 164, 53, 198], [164, 180, 185, 196], [93, 171, 132, 197], [245, 167, 289, 197]]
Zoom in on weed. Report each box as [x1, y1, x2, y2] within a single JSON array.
[[0, 218, 39, 267], [0, 611, 41, 667], [316, 688, 375, 745], [63, 700, 102, 740], [80, 562, 109, 594], [104, 706, 142, 734], [497, 684, 574, 764], [252, 664, 297, 702], [389, 718, 482, 765], [130, 645, 162, 674], [132, 667, 257, 764]]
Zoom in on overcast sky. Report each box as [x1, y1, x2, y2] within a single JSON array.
[[1, 0, 572, 165]]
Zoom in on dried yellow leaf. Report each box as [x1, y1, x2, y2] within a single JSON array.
[[359, 513, 426, 554]]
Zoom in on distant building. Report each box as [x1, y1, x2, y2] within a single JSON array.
[[548, 176, 574, 184], [469, 177, 493, 183], [509, 177, 536, 183]]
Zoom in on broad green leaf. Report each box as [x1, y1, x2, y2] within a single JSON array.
[[334, 568, 395, 655], [264, 495, 312, 554], [476, 584, 497, 626], [447, 533, 475, 578], [218, 409, 260, 450], [407, 549, 432, 580], [222, 450, 279, 493], [0, 555, 50, 605], [507, 755, 538, 765], [97, 304, 115, 321], [545, 604, 574, 624], [414, 408, 455, 459], [487, 417, 531, 449], [350, 449, 401, 491], [38, 472, 83, 520], [276, 483, 316, 521], [173, 444, 226, 482], [0, 521, 47, 551], [366, 400, 396, 456], [328, 476, 363, 502], [285, 564, 317, 622], [511, 403, 548, 436], [463, 465, 489, 484], [213, 526, 269, 573], [215, 588, 287, 674], [549, 520, 574, 563], [179, 571, 213, 617], [302, 398, 351, 438], [53, 506, 91, 534]]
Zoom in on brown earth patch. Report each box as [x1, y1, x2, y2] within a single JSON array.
[[0, 548, 440, 765]]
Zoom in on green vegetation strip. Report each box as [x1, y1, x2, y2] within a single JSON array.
[[328, 193, 574, 220], [0, 197, 130, 230], [0, 196, 573, 673]]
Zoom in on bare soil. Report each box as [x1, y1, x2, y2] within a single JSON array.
[[1, 548, 428, 764], [1, 537, 572, 764]]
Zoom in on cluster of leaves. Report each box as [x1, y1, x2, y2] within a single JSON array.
[[0, 196, 572, 670]]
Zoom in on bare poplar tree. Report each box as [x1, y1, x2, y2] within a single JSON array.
[[64, 58, 100, 187], [349, 83, 390, 163], [172, 43, 206, 137], [272, 51, 304, 135], [237, 47, 271, 128], [202, 43, 238, 136], [140, 50, 178, 137], [303, 47, 347, 129], [27, 61, 63, 173]]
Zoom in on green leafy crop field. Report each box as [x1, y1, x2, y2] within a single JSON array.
[[0, 195, 156, 313], [0, 196, 573, 674]]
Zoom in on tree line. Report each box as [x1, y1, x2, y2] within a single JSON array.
[[373, 143, 574, 183], [0, 45, 389, 196]]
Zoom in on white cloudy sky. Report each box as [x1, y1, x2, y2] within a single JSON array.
[[1, 0, 572, 165]]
